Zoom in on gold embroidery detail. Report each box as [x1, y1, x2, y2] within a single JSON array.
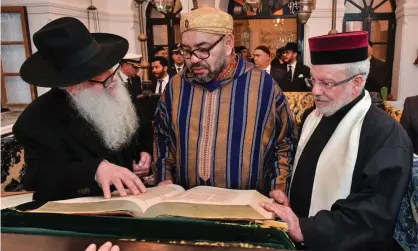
[[198, 90, 218, 181]]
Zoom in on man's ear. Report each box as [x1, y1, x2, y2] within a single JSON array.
[[164, 66, 168, 72], [352, 75, 365, 95], [224, 33, 234, 56]]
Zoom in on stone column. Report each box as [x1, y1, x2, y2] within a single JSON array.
[[392, 0, 418, 102]]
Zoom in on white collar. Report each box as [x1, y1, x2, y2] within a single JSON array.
[[289, 60, 297, 69], [264, 64, 272, 73], [159, 74, 169, 83], [174, 64, 184, 69], [119, 71, 129, 82]]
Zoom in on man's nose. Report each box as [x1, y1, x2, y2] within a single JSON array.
[[190, 54, 201, 64], [311, 82, 323, 96]]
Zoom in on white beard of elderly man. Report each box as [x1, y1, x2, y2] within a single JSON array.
[[261, 31, 413, 251], [13, 17, 151, 202]]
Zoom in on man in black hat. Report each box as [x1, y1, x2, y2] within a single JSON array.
[[169, 44, 185, 76], [271, 47, 285, 68], [13, 17, 151, 201], [280, 42, 311, 92]]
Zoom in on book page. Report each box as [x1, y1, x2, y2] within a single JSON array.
[[31, 184, 184, 216], [55, 184, 184, 211], [165, 186, 257, 205], [144, 186, 274, 220]]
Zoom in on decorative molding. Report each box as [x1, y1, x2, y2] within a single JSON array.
[[4, 2, 140, 23], [396, 3, 418, 18], [310, 7, 345, 18]]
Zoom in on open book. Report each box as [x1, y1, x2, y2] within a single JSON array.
[[1, 191, 34, 210], [30, 185, 275, 220]]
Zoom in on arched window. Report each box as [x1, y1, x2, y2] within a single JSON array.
[[146, 2, 182, 65], [344, 0, 396, 89]]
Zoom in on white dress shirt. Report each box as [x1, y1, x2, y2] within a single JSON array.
[[175, 64, 184, 73], [119, 71, 129, 82], [288, 60, 297, 80], [155, 74, 170, 94], [264, 64, 272, 75]]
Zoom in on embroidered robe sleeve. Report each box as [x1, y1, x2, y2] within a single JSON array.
[[267, 86, 297, 192], [154, 90, 176, 183]]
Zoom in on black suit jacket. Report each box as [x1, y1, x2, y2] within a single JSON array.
[[400, 95, 418, 154], [279, 62, 311, 92], [269, 65, 286, 86], [365, 57, 388, 93], [127, 75, 142, 102], [13, 88, 144, 201]]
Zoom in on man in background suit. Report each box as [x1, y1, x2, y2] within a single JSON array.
[[168, 44, 185, 76], [239, 46, 252, 62], [365, 42, 388, 94], [401, 95, 418, 154], [253, 45, 286, 84], [280, 42, 311, 92], [119, 53, 142, 103], [271, 47, 286, 68], [151, 56, 170, 94]]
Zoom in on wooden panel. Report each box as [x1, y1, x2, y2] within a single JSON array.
[[2, 73, 20, 77], [1, 6, 25, 12], [1, 41, 24, 45], [1, 233, 289, 251]]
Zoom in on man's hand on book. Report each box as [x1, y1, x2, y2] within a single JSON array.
[[96, 160, 146, 199], [85, 242, 119, 251], [261, 190, 304, 243], [132, 152, 151, 177], [269, 189, 290, 207]]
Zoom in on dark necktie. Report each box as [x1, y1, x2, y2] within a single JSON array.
[[158, 79, 163, 94], [177, 67, 181, 73], [287, 65, 293, 82]]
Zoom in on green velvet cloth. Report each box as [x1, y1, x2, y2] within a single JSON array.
[[1, 205, 295, 249]]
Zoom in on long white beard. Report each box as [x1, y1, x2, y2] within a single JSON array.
[[70, 80, 139, 151]]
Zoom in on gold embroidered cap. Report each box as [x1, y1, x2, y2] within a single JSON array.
[[180, 7, 233, 35]]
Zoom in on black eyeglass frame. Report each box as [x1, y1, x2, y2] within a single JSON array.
[[88, 64, 121, 88], [181, 35, 225, 60]]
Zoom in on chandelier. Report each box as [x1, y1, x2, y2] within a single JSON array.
[[241, 0, 315, 24], [87, 0, 100, 32], [296, 0, 315, 24], [152, 0, 175, 14], [133, 0, 175, 14]]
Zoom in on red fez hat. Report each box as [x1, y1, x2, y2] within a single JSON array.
[[309, 31, 369, 65]]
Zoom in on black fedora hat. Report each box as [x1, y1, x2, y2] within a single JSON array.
[[20, 17, 128, 87], [283, 42, 300, 53]]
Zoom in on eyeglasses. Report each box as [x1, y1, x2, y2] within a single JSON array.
[[181, 35, 225, 60], [305, 73, 366, 90], [89, 64, 121, 88]]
